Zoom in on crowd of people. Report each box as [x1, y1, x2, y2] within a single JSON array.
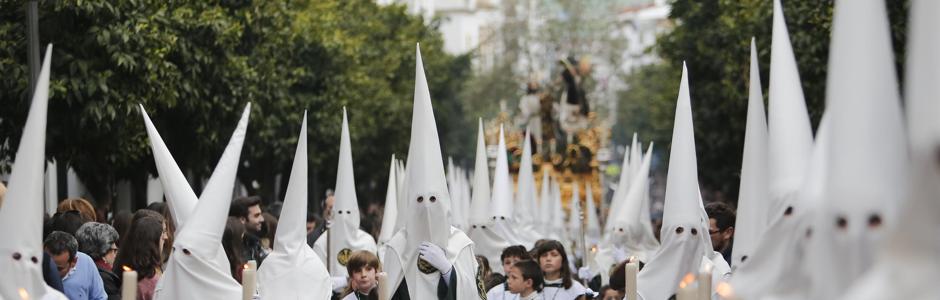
[[4, 0, 940, 299]]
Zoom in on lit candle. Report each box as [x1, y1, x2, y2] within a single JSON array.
[[715, 282, 740, 300], [676, 273, 696, 300], [698, 264, 713, 300], [121, 266, 137, 300], [377, 272, 389, 300], [624, 257, 638, 300], [18, 288, 29, 300], [242, 261, 257, 300]]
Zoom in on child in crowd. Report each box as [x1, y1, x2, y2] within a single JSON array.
[[487, 245, 531, 299], [506, 260, 544, 300], [342, 250, 380, 300], [536, 240, 593, 300]]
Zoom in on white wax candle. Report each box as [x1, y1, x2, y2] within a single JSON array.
[[676, 284, 696, 300], [242, 261, 257, 300], [624, 262, 638, 300], [377, 272, 389, 300], [698, 269, 712, 300], [121, 266, 138, 300]]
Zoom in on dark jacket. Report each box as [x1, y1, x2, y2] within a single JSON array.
[[98, 266, 122, 300], [242, 233, 268, 265]]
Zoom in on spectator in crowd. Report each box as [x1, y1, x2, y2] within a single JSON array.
[[229, 196, 268, 264], [113, 210, 168, 300], [44, 231, 107, 300], [75, 223, 121, 299], [58, 198, 97, 223], [49, 210, 88, 237], [705, 202, 736, 263], [222, 217, 247, 283], [145, 202, 176, 263], [110, 211, 133, 246], [260, 212, 278, 252]]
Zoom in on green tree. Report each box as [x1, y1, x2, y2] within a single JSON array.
[[0, 0, 470, 211]]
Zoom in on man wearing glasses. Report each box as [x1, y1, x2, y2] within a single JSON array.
[[705, 202, 737, 264]]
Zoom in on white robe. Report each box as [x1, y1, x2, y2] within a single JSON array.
[[314, 228, 378, 277], [382, 227, 481, 299], [541, 278, 591, 300]]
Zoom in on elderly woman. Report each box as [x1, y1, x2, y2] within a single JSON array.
[[75, 222, 121, 299]]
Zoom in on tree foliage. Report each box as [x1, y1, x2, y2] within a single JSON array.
[[616, 0, 909, 202], [0, 0, 470, 210]]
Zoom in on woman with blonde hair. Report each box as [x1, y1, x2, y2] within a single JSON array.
[[57, 198, 97, 223]]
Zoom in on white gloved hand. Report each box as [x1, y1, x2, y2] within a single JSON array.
[[419, 242, 453, 274], [577, 266, 595, 281], [332, 276, 348, 293]]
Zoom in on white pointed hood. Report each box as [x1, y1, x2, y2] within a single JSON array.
[[469, 119, 492, 226], [403, 44, 453, 252], [608, 144, 659, 261], [491, 125, 514, 220], [467, 121, 512, 273], [809, 0, 906, 298], [0, 45, 66, 300], [566, 181, 582, 241], [394, 158, 409, 233], [514, 130, 538, 225], [548, 175, 566, 242], [538, 166, 553, 235], [140, 106, 232, 278], [258, 113, 331, 299], [584, 184, 601, 245], [637, 63, 710, 300], [140, 110, 198, 228], [318, 108, 377, 277], [157, 104, 250, 300], [731, 38, 770, 267], [605, 133, 636, 235], [378, 155, 399, 245], [729, 2, 820, 297], [840, 0, 940, 297], [766, 0, 814, 220]]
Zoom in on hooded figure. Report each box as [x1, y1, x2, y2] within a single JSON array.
[[729, 1, 817, 298], [257, 113, 332, 299], [806, 0, 907, 298], [514, 130, 539, 227], [379, 155, 400, 247], [583, 185, 601, 249], [636, 63, 716, 300], [315, 109, 379, 279], [466, 119, 511, 274], [566, 181, 583, 254], [549, 175, 568, 244], [0, 45, 68, 300], [538, 167, 562, 241], [604, 134, 636, 236], [487, 125, 534, 248], [839, 0, 940, 298], [141, 107, 235, 279], [599, 143, 658, 277], [730, 39, 770, 268], [154, 104, 251, 300], [382, 44, 482, 300]]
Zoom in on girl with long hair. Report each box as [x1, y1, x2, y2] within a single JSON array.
[[535, 240, 592, 300], [113, 210, 168, 300]]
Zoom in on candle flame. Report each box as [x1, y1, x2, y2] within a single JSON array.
[[243, 263, 250, 270], [627, 256, 637, 263], [591, 246, 597, 253], [716, 282, 736, 298], [679, 273, 696, 289], [122, 265, 133, 272], [18, 288, 29, 300]]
